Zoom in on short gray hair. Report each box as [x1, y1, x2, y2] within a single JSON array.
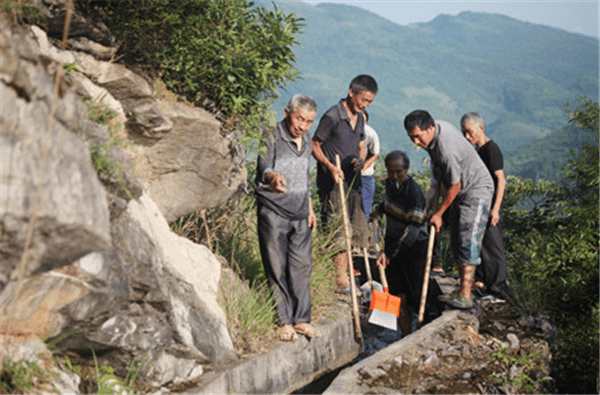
[[286, 94, 317, 114], [460, 112, 484, 128]]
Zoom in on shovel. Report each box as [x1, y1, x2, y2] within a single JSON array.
[[360, 246, 383, 303], [368, 222, 401, 331], [335, 155, 362, 342], [417, 224, 436, 327]]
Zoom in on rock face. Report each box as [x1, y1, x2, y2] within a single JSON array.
[[0, 10, 240, 390], [0, 16, 111, 290], [29, 23, 247, 223]]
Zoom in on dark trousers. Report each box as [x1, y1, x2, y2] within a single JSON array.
[[320, 186, 369, 250], [257, 205, 312, 325], [476, 218, 509, 298], [386, 239, 444, 323]]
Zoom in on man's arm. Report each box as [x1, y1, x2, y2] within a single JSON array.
[[362, 127, 380, 172], [363, 153, 379, 171], [312, 137, 344, 184], [265, 171, 287, 193], [308, 197, 317, 232], [257, 133, 277, 186], [430, 181, 461, 233], [358, 140, 366, 161], [490, 169, 505, 226]]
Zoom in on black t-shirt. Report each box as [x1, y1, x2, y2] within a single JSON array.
[[477, 140, 503, 205], [314, 100, 365, 196]]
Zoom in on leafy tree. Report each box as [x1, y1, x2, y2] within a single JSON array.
[[503, 96, 598, 393], [95, 0, 304, 141]]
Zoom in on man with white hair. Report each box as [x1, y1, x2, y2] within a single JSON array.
[[461, 112, 510, 301], [256, 94, 320, 341]]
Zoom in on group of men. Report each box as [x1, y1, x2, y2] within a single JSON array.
[[255, 74, 509, 341]]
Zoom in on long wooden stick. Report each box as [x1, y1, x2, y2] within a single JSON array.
[[371, 221, 389, 292], [418, 224, 436, 326], [363, 247, 373, 291], [335, 155, 362, 341]]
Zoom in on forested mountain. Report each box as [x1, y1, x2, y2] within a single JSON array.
[[258, 1, 599, 175], [504, 123, 595, 181]]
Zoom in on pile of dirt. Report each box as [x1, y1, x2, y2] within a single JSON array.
[[358, 299, 556, 394]]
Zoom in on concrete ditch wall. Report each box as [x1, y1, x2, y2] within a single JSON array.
[[323, 310, 462, 394], [189, 301, 361, 394]]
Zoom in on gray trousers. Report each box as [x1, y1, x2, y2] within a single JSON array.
[[257, 205, 312, 325]]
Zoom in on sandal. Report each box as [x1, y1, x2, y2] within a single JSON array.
[[438, 291, 459, 302], [445, 294, 474, 310], [336, 275, 362, 296], [294, 322, 322, 339], [335, 284, 362, 297], [278, 324, 299, 342]]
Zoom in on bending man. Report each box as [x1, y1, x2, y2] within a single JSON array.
[[404, 110, 494, 309]]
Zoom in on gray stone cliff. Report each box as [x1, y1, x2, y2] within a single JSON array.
[[0, 5, 246, 389]]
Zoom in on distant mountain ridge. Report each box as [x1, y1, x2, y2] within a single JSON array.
[[256, 1, 599, 176], [504, 123, 594, 182]]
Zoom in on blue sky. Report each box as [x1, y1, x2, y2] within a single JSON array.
[[306, 0, 599, 38]]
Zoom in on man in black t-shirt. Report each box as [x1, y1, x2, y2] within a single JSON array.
[[312, 75, 377, 290], [461, 112, 510, 300]]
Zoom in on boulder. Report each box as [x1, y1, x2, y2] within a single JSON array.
[[31, 23, 247, 223], [132, 100, 247, 222], [0, 193, 237, 384], [38, 0, 116, 48], [0, 16, 111, 290]]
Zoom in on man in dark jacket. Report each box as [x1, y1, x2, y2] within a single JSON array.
[[371, 151, 444, 335]]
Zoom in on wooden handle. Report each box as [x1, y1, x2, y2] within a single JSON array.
[[418, 225, 436, 325], [378, 264, 389, 294], [363, 247, 373, 290], [335, 155, 362, 341], [371, 221, 388, 292]]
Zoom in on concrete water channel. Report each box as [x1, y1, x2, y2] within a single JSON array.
[[189, 272, 459, 394]]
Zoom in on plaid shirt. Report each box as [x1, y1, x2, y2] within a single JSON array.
[[379, 175, 427, 258]]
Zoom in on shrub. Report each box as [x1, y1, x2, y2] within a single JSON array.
[[502, 97, 599, 393], [94, 0, 304, 142]]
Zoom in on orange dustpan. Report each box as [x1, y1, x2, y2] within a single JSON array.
[[368, 223, 401, 331], [368, 266, 401, 330]]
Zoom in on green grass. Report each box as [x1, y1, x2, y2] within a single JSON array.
[[91, 348, 146, 395], [0, 358, 57, 394], [171, 167, 342, 352]]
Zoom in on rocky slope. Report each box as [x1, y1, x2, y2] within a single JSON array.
[[0, 2, 245, 390]]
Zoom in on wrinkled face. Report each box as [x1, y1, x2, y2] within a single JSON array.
[[285, 107, 316, 139], [348, 89, 376, 114], [461, 122, 484, 146], [386, 159, 408, 185], [407, 125, 435, 149]]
